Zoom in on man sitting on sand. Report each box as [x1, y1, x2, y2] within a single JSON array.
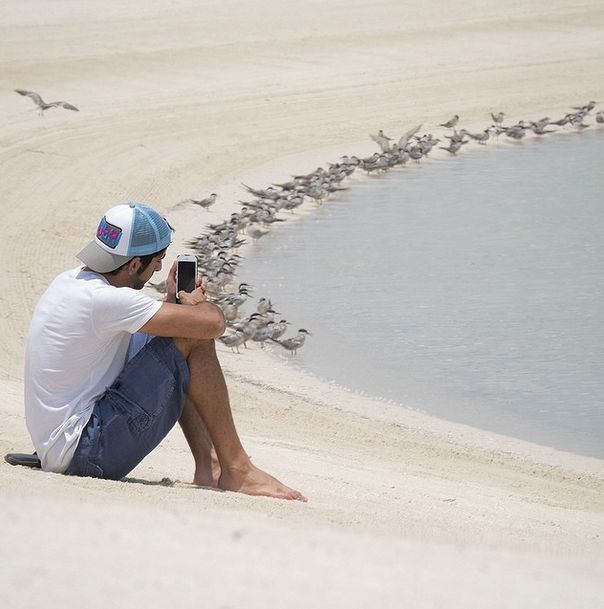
[[24, 202, 305, 501]]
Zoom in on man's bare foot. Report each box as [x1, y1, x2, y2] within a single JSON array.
[[219, 462, 307, 502], [192, 449, 221, 487]]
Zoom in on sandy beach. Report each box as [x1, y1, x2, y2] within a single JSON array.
[[1, 1, 603, 607]]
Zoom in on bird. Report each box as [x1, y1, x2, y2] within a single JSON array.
[[396, 124, 422, 151], [179, 193, 217, 210], [251, 321, 276, 347], [256, 297, 275, 315], [465, 129, 492, 144], [439, 115, 459, 128], [407, 146, 424, 161], [573, 101, 597, 112], [369, 131, 392, 153], [569, 113, 590, 129], [231, 313, 264, 346], [445, 129, 468, 144], [270, 319, 290, 340], [218, 330, 246, 354], [272, 329, 311, 355], [439, 140, 467, 154], [216, 283, 252, 308], [218, 300, 240, 323], [246, 222, 270, 241], [491, 112, 505, 126], [504, 123, 527, 139], [148, 279, 167, 294], [14, 89, 79, 116], [529, 119, 555, 135], [596, 111, 604, 124]]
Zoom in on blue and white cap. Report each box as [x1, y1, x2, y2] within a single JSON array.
[[77, 203, 173, 272]]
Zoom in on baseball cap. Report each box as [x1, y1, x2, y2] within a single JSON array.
[[77, 203, 173, 273]]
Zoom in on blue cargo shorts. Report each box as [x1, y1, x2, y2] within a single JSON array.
[[65, 335, 189, 481]]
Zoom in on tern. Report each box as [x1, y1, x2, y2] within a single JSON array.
[[15, 89, 79, 116], [256, 297, 275, 315], [148, 279, 167, 294], [246, 222, 270, 241], [270, 319, 290, 340], [491, 111, 505, 126], [272, 329, 311, 355], [465, 129, 492, 144], [439, 115, 459, 128], [369, 131, 392, 153], [396, 124, 422, 151], [573, 101, 597, 112], [439, 140, 467, 154], [529, 120, 555, 135], [218, 330, 246, 354], [180, 193, 217, 210], [251, 321, 276, 347]]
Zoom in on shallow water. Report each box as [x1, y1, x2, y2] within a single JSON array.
[[237, 129, 604, 459]]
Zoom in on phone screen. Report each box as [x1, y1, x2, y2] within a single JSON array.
[[177, 260, 197, 295]]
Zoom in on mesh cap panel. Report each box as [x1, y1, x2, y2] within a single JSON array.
[[128, 204, 172, 256]]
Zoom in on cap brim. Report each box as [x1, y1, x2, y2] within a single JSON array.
[[76, 240, 132, 273]]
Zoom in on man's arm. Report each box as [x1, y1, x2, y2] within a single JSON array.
[[140, 301, 225, 340], [139, 261, 225, 340]]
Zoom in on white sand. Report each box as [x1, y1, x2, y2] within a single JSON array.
[[1, 1, 603, 607]]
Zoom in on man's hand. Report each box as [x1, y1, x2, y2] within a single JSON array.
[[165, 261, 207, 305], [165, 261, 178, 303], [178, 284, 207, 305]]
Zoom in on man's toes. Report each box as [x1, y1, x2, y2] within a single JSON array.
[[289, 490, 307, 502]]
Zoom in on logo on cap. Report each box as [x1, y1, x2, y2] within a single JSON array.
[[97, 217, 123, 250]]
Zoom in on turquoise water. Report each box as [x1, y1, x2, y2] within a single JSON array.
[[237, 129, 604, 459]]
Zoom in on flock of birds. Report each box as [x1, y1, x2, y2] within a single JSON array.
[[15, 90, 601, 356], [150, 100, 601, 356]]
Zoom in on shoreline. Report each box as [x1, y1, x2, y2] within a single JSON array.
[[165, 111, 604, 466]]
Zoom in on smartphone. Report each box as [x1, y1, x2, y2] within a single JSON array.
[[176, 254, 197, 301]]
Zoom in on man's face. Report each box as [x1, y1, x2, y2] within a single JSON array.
[[132, 252, 166, 290]]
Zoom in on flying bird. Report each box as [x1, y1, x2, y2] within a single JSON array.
[[14, 89, 79, 116]]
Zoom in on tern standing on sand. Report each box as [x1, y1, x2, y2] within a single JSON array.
[[440, 115, 459, 128], [179, 193, 217, 210]]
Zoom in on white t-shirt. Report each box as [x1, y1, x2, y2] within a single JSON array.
[[24, 267, 162, 473]]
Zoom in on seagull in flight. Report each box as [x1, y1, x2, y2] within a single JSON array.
[[14, 89, 79, 116]]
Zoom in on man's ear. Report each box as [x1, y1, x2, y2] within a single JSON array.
[[127, 257, 142, 274]]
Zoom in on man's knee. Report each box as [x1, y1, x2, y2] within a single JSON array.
[[173, 337, 216, 359]]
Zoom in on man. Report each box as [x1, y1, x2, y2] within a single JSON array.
[[24, 202, 305, 501]]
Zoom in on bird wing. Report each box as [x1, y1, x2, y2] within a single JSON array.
[[369, 133, 391, 153], [51, 101, 79, 111], [397, 124, 422, 150], [15, 89, 44, 107]]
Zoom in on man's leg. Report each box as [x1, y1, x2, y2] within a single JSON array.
[[178, 398, 220, 487], [174, 337, 306, 502]]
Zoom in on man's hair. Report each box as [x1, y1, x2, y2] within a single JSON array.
[[107, 248, 167, 276]]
